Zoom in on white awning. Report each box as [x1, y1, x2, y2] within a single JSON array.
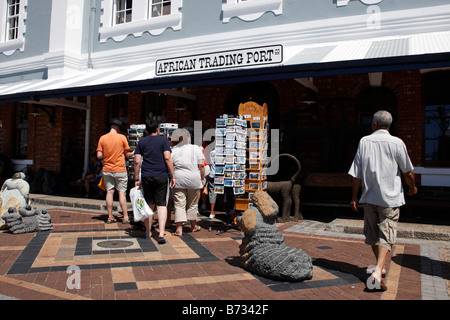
[[0, 63, 155, 98], [0, 31, 449, 103], [284, 32, 450, 66]]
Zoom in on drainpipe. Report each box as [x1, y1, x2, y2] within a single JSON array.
[[83, 96, 92, 176], [87, 0, 97, 69]]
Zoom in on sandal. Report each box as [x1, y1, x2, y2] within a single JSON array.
[[191, 226, 201, 232], [122, 219, 130, 224], [106, 218, 117, 224], [157, 237, 166, 244]]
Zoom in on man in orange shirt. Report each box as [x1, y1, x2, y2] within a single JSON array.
[[97, 120, 134, 224]]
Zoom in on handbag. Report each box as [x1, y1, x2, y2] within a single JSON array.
[[97, 174, 106, 191], [129, 187, 153, 222]]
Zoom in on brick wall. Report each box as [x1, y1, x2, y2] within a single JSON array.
[[0, 70, 427, 186], [28, 105, 62, 173], [0, 103, 14, 156], [385, 70, 423, 166]]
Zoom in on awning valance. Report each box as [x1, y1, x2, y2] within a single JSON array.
[[0, 32, 449, 103]]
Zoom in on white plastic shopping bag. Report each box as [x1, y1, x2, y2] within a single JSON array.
[[130, 187, 153, 222]]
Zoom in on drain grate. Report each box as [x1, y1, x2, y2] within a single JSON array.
[[96, 240, 134, 249]]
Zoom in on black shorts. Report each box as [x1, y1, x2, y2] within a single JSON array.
[[141, 176, 169, 207]]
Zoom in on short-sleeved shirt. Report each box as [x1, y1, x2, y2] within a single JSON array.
[[97, 132, 130, 173], [348, 129, 414, 207], [135, 135, 171, 178], [172, 143, 205, 189]]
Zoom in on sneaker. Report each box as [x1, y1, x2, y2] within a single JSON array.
[[209, 214, 215, 219]]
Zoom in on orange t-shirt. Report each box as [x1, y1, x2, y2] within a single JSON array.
[[97, 132, 131, 173]]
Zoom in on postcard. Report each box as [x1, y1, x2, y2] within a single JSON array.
[[214, 186, 225, 194], [215, 156, 225, 165], [249, 182, 259, 190], [249, 172, 260, 180], [215, 166, 224, 175], [251, 122, 261, 129], [214, 177, 224, 185], [216, 118, 226, 127]]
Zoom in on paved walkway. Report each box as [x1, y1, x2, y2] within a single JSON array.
[[0, 194, 448, 305]]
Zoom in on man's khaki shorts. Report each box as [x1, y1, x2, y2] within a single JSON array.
[[363, 203, 400, 251], [103, 171, 128, 193]]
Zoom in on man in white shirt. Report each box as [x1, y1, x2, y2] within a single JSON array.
[[348, 110, 417, 291]]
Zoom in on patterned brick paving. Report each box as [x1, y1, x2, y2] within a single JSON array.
[[0, 208, 447, 302]]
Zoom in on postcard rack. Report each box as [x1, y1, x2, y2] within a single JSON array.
[[235, 101, 269, 211], [213, 114, 247, 197]]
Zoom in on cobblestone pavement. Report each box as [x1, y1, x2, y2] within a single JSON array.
[[0, 197, 448, 307]]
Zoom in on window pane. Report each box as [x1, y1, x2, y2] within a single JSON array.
[[115, 0, 132, 24], [424, 104, 450, 162], [152, 0, 171, 17], [152, 3, 161, 17], [163, 2, 171, 15], [425, 140, 439, 161], [116, 0, 125, 11], [425, 118, 448, 139], [115, 12, 124, 24], [425, 105, 450, 117]]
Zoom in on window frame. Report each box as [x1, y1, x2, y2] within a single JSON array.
[[422, 71, 450, 167], [0, 0, 27, 56], [113, 0, 133, 26], [99, 0, 182, 43], [7, 0, 20, 40]]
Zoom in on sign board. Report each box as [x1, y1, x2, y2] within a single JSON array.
[[156, 45, 283, 76]]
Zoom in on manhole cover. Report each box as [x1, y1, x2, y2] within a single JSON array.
[[96, 240, 134, 249]]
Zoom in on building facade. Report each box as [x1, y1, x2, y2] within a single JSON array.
[[0, 0, 449, 209]]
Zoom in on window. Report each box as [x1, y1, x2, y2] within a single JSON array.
[[0, 0, 27, 55], [424, 105, 450, 162], [144, 92, 167, 124], [423, 72, 450, 165], [222, 0, 283, 23], [7, 0, 20, 40], [100, 0, 181, 43], [151, 0, 171, 18], [114, 0, 133, 25]]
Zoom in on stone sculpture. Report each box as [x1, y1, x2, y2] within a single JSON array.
[[237, 190, 313, 282], [0, 172, 30, 229], [3, 206, 53, 234], [266, 154, 303, 222]]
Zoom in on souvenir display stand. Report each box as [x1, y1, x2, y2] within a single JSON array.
[[211, 102, 269, 212], [213, 114, 248, 197], [159, 123, 178, 138], [235, 101, 269, 211]]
